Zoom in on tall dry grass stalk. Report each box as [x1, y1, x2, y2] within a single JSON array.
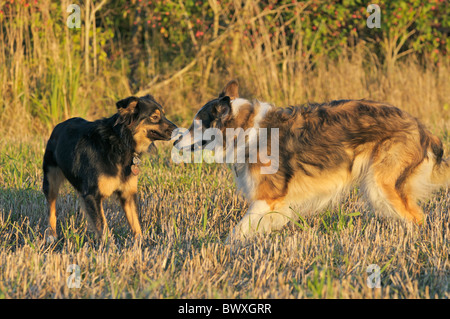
[[0, 0, 131, 137]]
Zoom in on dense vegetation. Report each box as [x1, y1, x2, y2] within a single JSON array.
[[0, 0, 448, 132]]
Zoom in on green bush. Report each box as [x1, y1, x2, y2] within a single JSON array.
[[120, 0, 448, 64]]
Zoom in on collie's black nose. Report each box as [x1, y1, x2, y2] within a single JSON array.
[[173, 134, 182, 146]]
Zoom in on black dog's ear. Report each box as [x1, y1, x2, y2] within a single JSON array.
[[115, 96, 140, 127], [116, 96, 139, 110], [219, 80, 239, 100], [140, 94, 155, 102], [212, 96, 231, 121]]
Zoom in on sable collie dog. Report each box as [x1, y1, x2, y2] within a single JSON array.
[[174, 80, 450, 240], [43, 95, 177, 241]]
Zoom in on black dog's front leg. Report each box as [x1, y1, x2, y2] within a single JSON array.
[[82, 193, 107, 239]]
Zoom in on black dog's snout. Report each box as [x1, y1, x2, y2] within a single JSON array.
[[163, 119, 177, 141], [168, 122, 177, 133]]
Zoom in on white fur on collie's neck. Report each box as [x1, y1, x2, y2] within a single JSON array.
[[231, 98, 273, 128], [230, 98, 274, 201]]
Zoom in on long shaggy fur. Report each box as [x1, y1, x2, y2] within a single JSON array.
[[174, 80, 450, 240]]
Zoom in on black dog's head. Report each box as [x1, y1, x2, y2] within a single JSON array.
[[116, 95, 177, 153]]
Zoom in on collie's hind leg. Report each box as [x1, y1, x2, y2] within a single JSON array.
[[377, 182, 425, 225], [365, 164, 425, 225], [227, 199, 291, 241]]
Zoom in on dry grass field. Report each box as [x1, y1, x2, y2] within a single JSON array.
[[0, 0, 449, 300], [0, 141, 449, 299], [0, 61, 449, 297]]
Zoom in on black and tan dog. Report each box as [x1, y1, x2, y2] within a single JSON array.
[[175, 80, 450, 240], [43, 95, 177, 241]]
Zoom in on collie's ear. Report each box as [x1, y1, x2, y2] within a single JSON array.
[[219, 80, 239, 100], [115, 96, 139, 126], [213, 96, 231, 120]]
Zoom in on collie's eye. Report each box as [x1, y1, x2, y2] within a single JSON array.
[[150, 115, 159, 122]]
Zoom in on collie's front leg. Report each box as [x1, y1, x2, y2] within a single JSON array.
[[226, 199, 290, 242]]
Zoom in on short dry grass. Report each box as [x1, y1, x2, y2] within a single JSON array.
[[1, 0, 448, 300], [0, 137, 449, 299]]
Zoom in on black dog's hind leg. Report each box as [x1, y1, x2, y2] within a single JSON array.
[[82, 194, 107, 239], [43, 150, 65, 242]]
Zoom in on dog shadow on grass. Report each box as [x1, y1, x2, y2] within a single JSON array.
[[0, 187, 139, 250]]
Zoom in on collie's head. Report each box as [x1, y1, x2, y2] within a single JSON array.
[[173, 80, 254, 151]]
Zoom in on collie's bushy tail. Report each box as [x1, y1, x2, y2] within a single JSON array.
[[430, 135, 450, 186], [431, 158, 450, 186]]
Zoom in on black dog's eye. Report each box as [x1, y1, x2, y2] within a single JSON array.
[[150, 114, 160, 122]]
